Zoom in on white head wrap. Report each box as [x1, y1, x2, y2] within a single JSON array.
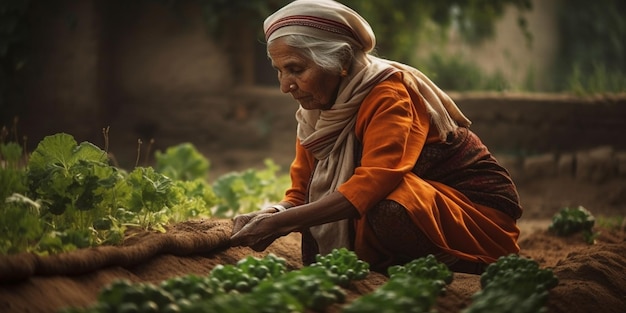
[[264, 0, 375, 53]]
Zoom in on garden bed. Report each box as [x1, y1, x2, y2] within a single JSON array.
[[0, 217, 624, 313]]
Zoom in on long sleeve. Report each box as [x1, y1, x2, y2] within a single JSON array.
[[282, 137, 316, 206], [338, 73, 432, 215]]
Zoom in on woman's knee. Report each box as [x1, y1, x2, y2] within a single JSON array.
[[366, 200, 435, 256], [366, 199, 408, 228]]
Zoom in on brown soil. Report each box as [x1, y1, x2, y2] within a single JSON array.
[[0, 208, 625, 313]]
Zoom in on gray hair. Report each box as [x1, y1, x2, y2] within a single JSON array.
[[268, 34, 355, 75]]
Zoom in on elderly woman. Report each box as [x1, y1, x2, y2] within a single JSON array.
[[230, 0, 522, 274]]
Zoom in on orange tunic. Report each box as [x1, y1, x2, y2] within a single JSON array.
[[283, 72, 520, 268]]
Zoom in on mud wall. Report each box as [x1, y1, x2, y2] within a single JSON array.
[[454, 93, 626, 153]]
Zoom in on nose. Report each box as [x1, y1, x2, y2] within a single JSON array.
[[279, 79, 296, 93]]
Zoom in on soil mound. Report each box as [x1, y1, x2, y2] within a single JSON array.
[[0, 219, 232, 282]]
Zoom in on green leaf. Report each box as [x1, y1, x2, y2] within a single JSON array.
[[155, 142, 210, 181], [28, 133, 107, 174], [28, 133, 77, 172]]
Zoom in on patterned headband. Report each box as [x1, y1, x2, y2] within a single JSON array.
[[265, 15, 360, 43], [263, 0, 376, 52]]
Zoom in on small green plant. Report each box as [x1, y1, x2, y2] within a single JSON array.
[[24, 133, 128, 251], [62, 253, 348, 313], [311, 247, 370, 286], [155, 142, 210, 181], [168, 179, 217, 221], [388, 254, 453, 284], [211, 159, 290, 217], [549, 206, 596, 242], [209, 254, 287, 293], [0, 194, 44, 254], [125, 167, 177, 232], [464, 254, 558, 313], [255, 266, 347, 312], [344, 254, 452, 313]]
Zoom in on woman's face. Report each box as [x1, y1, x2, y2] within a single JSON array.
[[268, 38, 341, 110]]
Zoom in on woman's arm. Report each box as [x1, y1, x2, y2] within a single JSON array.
[[274, 191, 359, 231], [230, 191, 359, 250]]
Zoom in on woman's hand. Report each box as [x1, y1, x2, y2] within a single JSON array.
[[231, 209, 273, 235], [230, 212, 286, 251], [230, 192, 359, 251]]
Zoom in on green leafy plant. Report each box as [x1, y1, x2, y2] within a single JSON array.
[[160, 274, 222, 306], [549, 206, 596, 239], [0, 133, 215, 254], [343, 276, 446, 313], [155, 142, 210, 181], [0, 193, 43, 254], [311, 247, 370, 287], [464, 254, 558, 313], [89, 279, 179, 313], [125, 166, 176, 232], [167, 179, 217, 222], [253, 266, 347, 312], [388, 253, 453, 284], [0, 138, 30, 253], [1, 132, 290, 255], [479, 254, 558, 290], [26, 133, 128, 250], [209, 254, 287, 293], [212, 159, 290, 217], [344, 254, 452, 313], [62, 253, 346, 313]]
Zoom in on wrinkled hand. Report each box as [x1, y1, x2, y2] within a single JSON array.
[[232, 210, 267, 235], [231, 212, 284, 251]]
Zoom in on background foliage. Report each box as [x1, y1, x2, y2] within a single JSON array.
[[554, 0, 626, 94], [0, 0, 624, 120], [340, 0, 532, 64]]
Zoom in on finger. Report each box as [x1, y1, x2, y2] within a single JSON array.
[[229, 234, 240, 247], [230, 220, 258, 247], [231, 215, 251, 235], [231, 213, 276, 249], [229, 229, 247, 247], [250, 236, 276, 252]]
